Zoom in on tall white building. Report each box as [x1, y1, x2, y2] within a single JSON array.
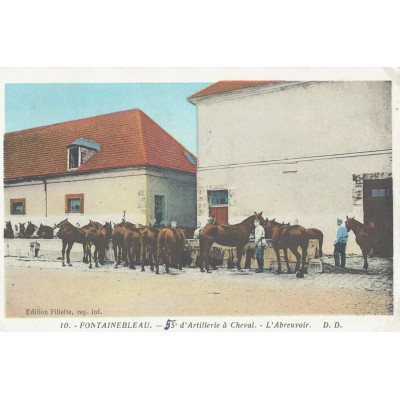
[[189, 81, 392, 255]]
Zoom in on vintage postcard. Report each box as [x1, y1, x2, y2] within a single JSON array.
[[0, 67, 398, 332]]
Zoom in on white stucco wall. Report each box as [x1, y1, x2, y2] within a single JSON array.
[[146, 168, 197, 227], [4, 168, 147, 226], [194, 81, 392, 255], [4, 167, 196, 228], [196, 81, 391, 168]]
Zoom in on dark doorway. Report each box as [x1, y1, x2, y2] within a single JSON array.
[[154, 195, 165, 225], [363, 178, 393, 256]]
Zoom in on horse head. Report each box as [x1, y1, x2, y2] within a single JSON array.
[[345, 216, 354, 232], [254, 211, 264, 223], [56, 218, 68, 228]]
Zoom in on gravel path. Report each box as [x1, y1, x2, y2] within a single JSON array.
[[5, 255, 393, 317]]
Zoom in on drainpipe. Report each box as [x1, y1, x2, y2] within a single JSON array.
[[42, 179, 48, 218]]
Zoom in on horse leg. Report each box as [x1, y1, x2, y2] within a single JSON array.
[[94, 246, 100, 268], [290, 246, 301, 273], [113, 241, 119, 267], [122, 243, 128, 266], [301, 244, 308, 274], [200, 240, 212, 273], [363, 249, 369, 270], [141, 245, 146, 272], [236, 245, 244, 270], [274, 246, 282, 274], [283, 248, 292, 274], [149, 248, 155, 272], [62, 241, 67, 267], [67, 242, 73, 266], [83, 243, 87, 264], [130, 246, 136, 270], [87, 244, 93, 269]]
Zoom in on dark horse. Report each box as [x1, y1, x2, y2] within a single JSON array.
[[261, 218, 309, 278], [81, 221, 102, 263], [345, 216, 379, 270], [305, 228, 324, 258], [37, 223, 54, 239], [199, 212, 262, 273], [4, 221, 14, 238], [156, 227, 185, 274], [140, 226, 160, 272], [86, 222, 113, 268], [56, 218, 87, 266], [21, 221, 38, 238], [124, 227, 142, 270], [112, 221, 138, 267]]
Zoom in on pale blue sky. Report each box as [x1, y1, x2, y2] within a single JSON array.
[[5, 83, 210, 155]]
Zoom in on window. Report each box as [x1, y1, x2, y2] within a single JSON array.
[[65, 194, 84, 213], [154, 195, 165, 225], [67, 139, 100, 170], [372, 189, 392, 198], [10, 198, 26, 215], [208, 190, 229, 206], [69, 147, 80, 169]]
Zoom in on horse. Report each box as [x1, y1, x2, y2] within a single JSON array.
[[345, 216, 379, 270], [124, 227, 142, 270], [37, 223, 54, 239], [85, 222, 113, 268], [56, 218, 88, 266], [4, 221, 14, 238], [199, 212, 262, 273], [80, 221, 103, 263], [112, 222, 128, 267], [156, 227, 185, 274], [305, 228, 324, 258], [261, 217, 309, 278], [21, 221, 38, 238], [18, 223, 26, 238], [140, 226, 160, 272]]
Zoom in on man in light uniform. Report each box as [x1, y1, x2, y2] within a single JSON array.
[[334, 217, 348, 268], [254, 218, 266, 273]]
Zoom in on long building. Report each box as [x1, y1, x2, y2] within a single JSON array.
[[188, 81, 392, 255], [4, 109, 197, 227]]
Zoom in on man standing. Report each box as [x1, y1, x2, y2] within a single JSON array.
[[254, 218, 266, 273], [334, 218, 348, 268]]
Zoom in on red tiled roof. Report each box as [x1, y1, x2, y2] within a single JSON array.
[[4, 109, 197, 180], [188, 80, 281, 100]]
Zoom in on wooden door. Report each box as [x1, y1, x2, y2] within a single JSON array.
[[209, 207, 228, 225], [363, 178, 393, 256]]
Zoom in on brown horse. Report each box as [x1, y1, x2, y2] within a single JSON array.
[[37, 223, 54, 239], [56, 218, 88, 266], [124, 227, 142, 270], [4, 221, 14, 238], [305, 228, 324, 258], [140, 226, 160, 272], [199, 212, 262, 273], [86, 222, 113, 268], [156, 227, 185, 274], [261, 218, 309, 278], [81, 221, 102, 264], [345, 216, 379, 270], [20, 221, 38, 238]]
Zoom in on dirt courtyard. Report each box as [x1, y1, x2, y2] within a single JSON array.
[[4, 255, 393, 317]]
